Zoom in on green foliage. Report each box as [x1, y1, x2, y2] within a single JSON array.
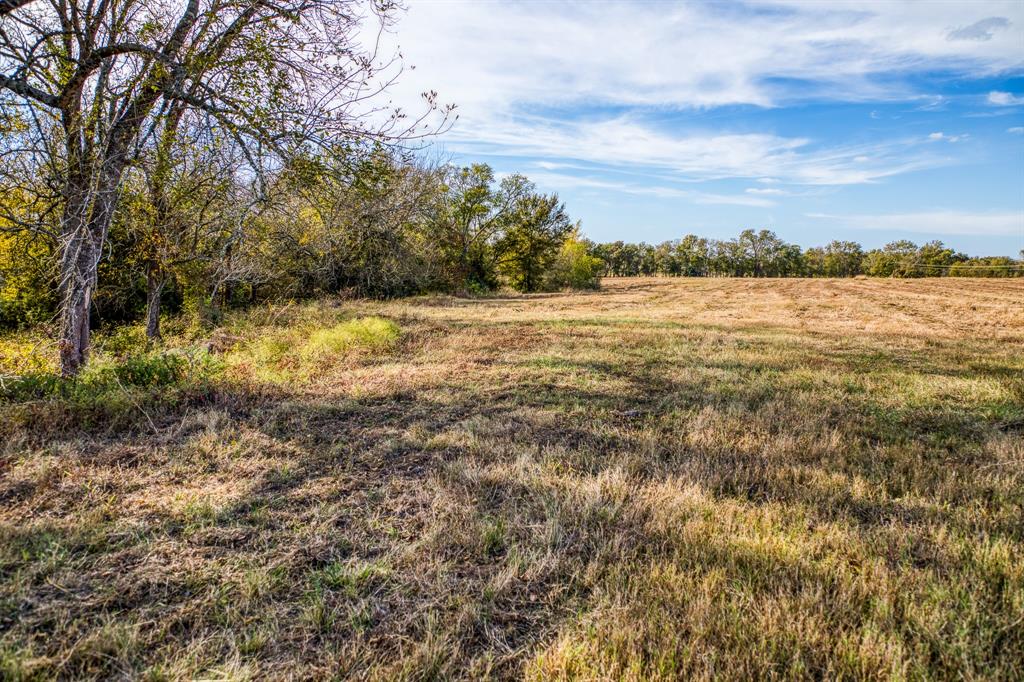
[[546, 235, 603, 290], [497, 194, 574, 292], [96, 324, 150, 357], [0, 195, 56, 329], [0, 349, 219, 402], [301, 317, 400, 361], [863, 240, 919, 277], [599, 233, 1021, 279]]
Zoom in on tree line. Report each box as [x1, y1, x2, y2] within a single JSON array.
[[592, 230, 1023, 279], [1, 152, 602, 332]]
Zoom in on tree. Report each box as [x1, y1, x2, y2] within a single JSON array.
[[864, 240, 918, 277], [916, 240, 960, 277], [268, 148, 443, 299], [428, 164, 529, 291], [496, 190, 573, 293], [822, 240, 863, 277], [545, 232, 602, 290], [1, 0, 450, 375]]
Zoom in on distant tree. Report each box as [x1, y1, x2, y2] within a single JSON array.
[[655, 240, 681, 276], [428, 164, 530, 291], [916, 240, 961, 276], [949, 256, 1023, 277], [619, 243, 642, 276], [773, 243, 804, 277], [737, 229, 783, 276], [823, 241, 864, 277], [864, 240, 918, 277], [803, 246, 826, 277], [496, 191, 573, 292], [675, 234, 711, 276]]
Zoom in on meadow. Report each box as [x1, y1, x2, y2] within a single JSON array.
[[1, 277, 1022, 680]]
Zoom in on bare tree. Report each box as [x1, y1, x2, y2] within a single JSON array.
[[1, 0, 450, 375]]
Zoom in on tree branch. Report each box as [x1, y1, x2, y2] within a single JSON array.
[[0, 0, 34, 17], [0, 72, 58, 106]]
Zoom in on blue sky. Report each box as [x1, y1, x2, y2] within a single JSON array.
[[375, 1, 1024, 256]]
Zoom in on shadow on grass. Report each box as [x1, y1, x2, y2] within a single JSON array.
[[1, 317, 1021, 678]]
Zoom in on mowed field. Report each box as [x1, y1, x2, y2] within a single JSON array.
[[1, 277, 1023, 680]]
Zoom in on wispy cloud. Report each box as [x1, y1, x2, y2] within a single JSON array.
[[443, 114, 952, 186], [987, 90, 1024, 105], [527, 172, 778, 207], [808, 211, 1023, 236], [368, 1, 1021, 192], [947, 17, 1011, 41], [928, 131, 969, 142], [380, 1, 1024, 113]]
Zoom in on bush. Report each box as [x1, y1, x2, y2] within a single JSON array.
[[545, 237, 603, 290], [96, 324, 150, 357], [0, 349, 219, 402], [301, 317, 400, 361]]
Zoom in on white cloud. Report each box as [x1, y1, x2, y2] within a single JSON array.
[[928, 131, 969, 142], [360, 1, 1021, 189], [808, 210, 1023, 236], [1009, 126, 1024, 134], [441, 114, 952, 185], [947, 16, 1012, 41], [746, 188, 787, 195], [378, 2, 1024, 113], [527, 172, 778, 207], [988, 90, 1024, 105]]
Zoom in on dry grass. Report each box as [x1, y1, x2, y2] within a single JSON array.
[[1, 277, 1022, 680]]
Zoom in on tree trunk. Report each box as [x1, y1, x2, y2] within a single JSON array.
[[57, 159, 127, 375], [57, 223, 98, 377], [145, 262, 165, 341], [58, 280, 92, 378]]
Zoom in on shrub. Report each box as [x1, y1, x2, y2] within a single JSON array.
[[96, 324, 150, 357], [0, 349, 219, 402], [300, 317, 400, 361], [545, 237, 603, 290]]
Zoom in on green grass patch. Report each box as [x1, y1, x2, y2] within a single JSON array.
[[228, 315, 400, 382]]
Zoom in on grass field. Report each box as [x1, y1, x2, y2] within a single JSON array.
[[1, 277, 1023, 680]]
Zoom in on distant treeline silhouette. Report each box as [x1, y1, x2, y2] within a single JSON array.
[[591, 230, 1023, 278]]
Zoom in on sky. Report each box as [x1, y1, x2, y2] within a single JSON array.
[[371, 0, 1024, 256]]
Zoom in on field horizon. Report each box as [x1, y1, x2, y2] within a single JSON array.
[[1, 277, 1022, 680]]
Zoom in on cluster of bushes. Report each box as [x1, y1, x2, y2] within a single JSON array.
[[593, 230, 1022, 278], [0, 343, 218, 402]]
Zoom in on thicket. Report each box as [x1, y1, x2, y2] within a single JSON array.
[[0, 154, 598, 335]]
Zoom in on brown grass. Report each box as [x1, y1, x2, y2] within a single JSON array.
[[1, 277, 1022, 680]]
